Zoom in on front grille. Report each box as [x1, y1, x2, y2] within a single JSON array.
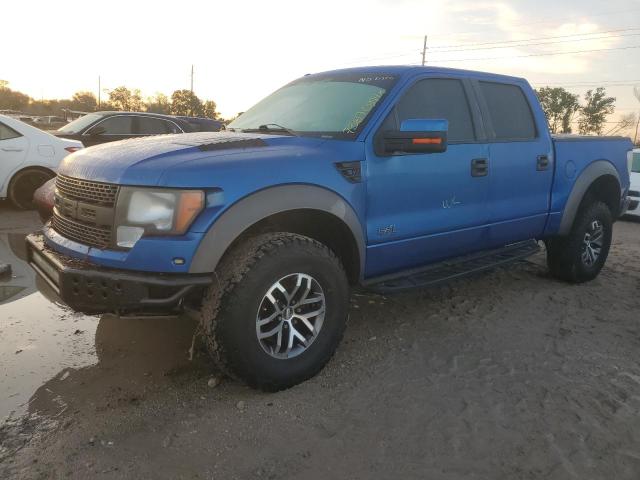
[[52, 212, 112, 249], [56, 175, 119, 206]]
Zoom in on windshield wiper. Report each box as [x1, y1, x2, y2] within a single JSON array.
[[242, 123, 298, 136]]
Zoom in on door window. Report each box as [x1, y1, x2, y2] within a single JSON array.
[[88, 116, 134, 135], [136, 117, 180, 134], [479, 82, 537, 140], [393, 78, 476, 143], [0, 122, 22, 141]]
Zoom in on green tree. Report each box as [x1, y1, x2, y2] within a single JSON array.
[[146, 93, 172, 114], [71, 91, 97, 112], [535, 87, 580, 134], [108, 86, 145, 111], [202, 100, 218, 119], [0, 80, 31, 110], [170, 89, 203, 116], [578, 87, 615, 135]]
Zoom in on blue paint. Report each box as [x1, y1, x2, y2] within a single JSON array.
[[46, 65, 632, 280]]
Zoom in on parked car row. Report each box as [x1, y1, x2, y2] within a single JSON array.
[[55, 111, 223, 147], [1, 111, 224, 209]]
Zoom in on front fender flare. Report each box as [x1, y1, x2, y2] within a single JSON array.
[[558, 160, 620, 235], [189, 185, 365, 276]]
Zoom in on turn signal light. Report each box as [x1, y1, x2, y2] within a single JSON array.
[[412, 138, 442, 145]]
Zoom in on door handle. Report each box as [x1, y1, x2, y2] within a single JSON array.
[[1, 148, 24, 152], [537, 155, 550, 171], [471, 158, 489, 177]]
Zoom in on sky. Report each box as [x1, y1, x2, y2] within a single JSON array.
[[3, 0, 640, 132]]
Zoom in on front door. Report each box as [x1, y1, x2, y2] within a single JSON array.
[[364, 77, 490, 278], [83, 115, 135, 146]]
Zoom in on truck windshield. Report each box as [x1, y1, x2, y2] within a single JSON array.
[[228, 73, 398, 139]]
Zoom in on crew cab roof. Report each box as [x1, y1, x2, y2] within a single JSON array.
[[309, 65, 527, 84]]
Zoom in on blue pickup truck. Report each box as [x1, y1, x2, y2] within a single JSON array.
[[27, 66, 634, 390]]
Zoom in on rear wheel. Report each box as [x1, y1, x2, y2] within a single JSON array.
[[546, 201, 613, 283], [199, 232, 350, 391], [8, 169, 54, 210]]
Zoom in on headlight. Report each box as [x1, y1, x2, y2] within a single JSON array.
[[115, 187, 204, 248]]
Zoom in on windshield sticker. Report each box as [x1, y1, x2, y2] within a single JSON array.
[[343, 90, 385, 134], [358, 76, 395, 83]]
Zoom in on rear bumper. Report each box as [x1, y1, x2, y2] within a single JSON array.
[[26, 233, 211, 314]]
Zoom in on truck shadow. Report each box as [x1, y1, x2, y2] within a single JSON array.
[[25, 311, 214, 420]]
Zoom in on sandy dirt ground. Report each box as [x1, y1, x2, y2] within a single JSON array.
[[1, 202, 640, 479]]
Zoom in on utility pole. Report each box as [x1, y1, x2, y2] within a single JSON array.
[[421, 35, 428, 66], [98, 75, 101, 109], [190, 65, 194, 93]]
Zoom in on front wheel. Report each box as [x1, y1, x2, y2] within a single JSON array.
[[199, 233, 350, 391], [546, 201, 613, 283]]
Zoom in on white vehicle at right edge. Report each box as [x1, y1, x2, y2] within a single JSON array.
[[627, 149, 640, 218]]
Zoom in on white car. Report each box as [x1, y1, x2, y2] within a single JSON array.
[[0, 114, 82, 209], [627, 149, 640, 219]]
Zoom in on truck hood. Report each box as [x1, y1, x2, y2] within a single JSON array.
[[57, 132, 323, 186]]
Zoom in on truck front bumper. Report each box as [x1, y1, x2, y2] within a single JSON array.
[[26, 233, 212, 315]]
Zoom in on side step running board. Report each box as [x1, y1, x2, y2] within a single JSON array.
[[364, 239, 540, 294]]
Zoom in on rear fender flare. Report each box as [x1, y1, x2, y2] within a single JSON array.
[[558, 160, 620, 235]]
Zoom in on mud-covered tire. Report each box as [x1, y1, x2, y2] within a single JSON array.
[[8, 168, 54, 210], [546, 201, 613, 283], [199, 232, 350, 391]]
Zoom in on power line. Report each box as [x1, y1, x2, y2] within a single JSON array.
[[428, 44, 640, 63], [429, 27, 640, 50], [430, 31, 640, 53]]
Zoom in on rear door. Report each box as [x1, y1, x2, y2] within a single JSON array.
[[135, 117, 183, 136], [475, 80, 554, 246], [0, 121, 28, 193]]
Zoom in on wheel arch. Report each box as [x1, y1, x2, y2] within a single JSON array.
[[558, 160, 621, 235], [189, 185, 365, 284], [8, 165, 56, 188], [4, 165, 56, 201]]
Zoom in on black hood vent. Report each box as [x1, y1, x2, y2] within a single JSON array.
[[198, 138, 267, 152]]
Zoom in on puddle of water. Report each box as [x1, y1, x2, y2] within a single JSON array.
[[0, 231, 100, 421], [0, 227, 201, 424]]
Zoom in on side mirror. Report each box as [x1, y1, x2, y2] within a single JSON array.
[[382, 119, 448, 155]]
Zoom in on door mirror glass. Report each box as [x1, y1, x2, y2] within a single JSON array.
[[383, 118, 448, 155]]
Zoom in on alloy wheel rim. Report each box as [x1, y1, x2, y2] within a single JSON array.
[[256, 273, 326, 359], [581, 220, 604, 267]]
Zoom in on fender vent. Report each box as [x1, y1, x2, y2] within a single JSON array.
[[335, 161, 362, 183]]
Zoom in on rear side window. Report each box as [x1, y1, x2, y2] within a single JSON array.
[[479, 82, 536, 140], [88, 116, 134, 135], [0, 122, 22, 141], [137, 117, 181, 134], [394, 78, 476, 143]]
